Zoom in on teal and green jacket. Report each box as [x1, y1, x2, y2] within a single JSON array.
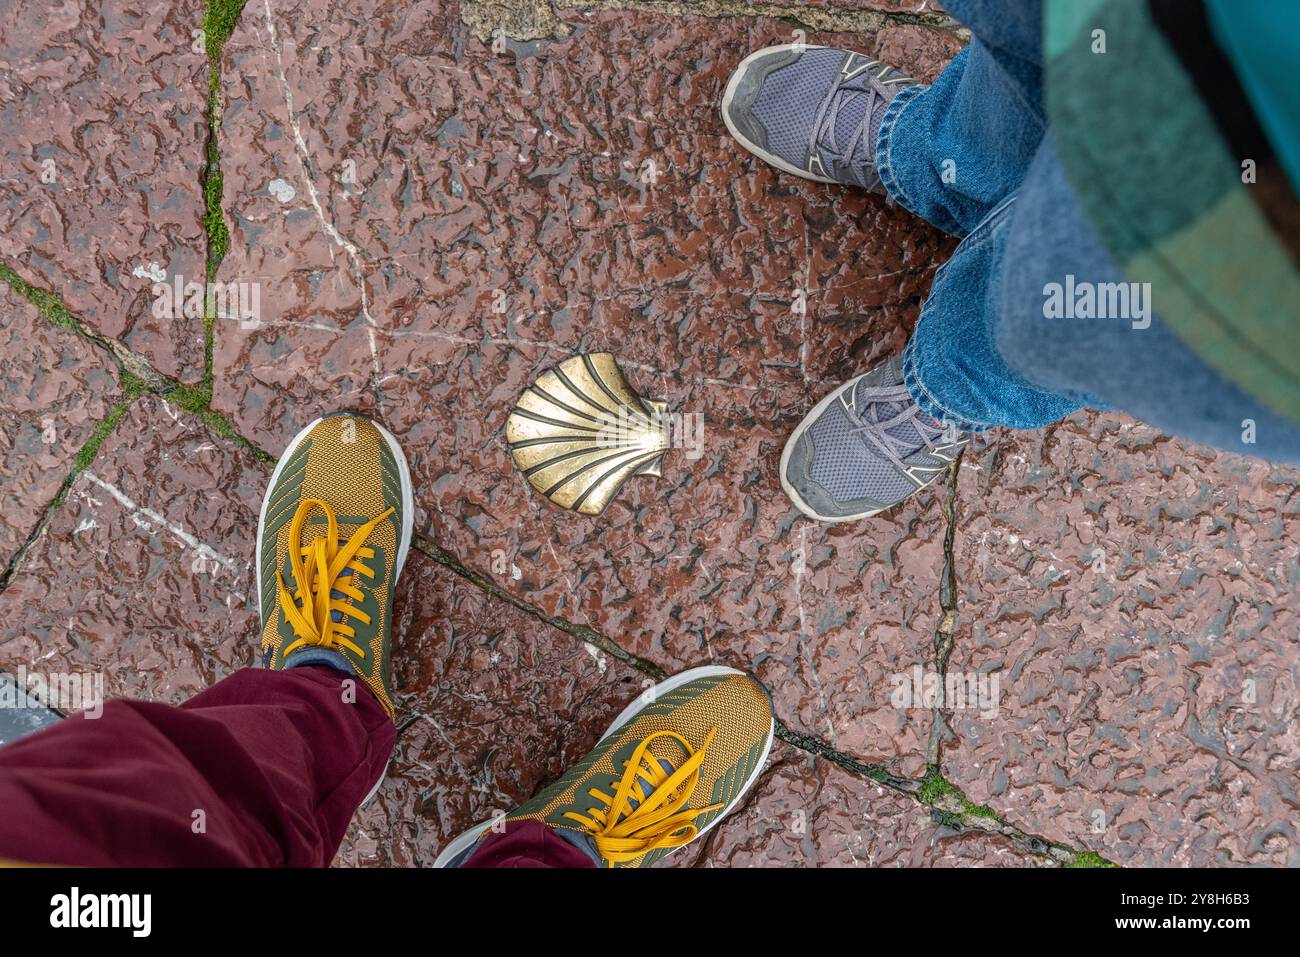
[[1045, 0, 1300, 425]]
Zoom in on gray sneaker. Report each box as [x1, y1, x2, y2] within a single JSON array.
[[721, 43, 914, 192], [781, 355, 968, 522]]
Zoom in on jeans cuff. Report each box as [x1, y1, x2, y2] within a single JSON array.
[[902, 335, 995, 434], [875, 84, 927, 218]]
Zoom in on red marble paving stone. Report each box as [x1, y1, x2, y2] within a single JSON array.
[[214, 316, 382, 454], [942, 412, 1300, 866], [685, 743, 1040, 866], [0, 396, 268, 704], [808, 201, 956, 382], [873, 22, 966, 84], [0, 281, 121, 564], [337, 550, 649, 866], [213, 0, 957, 763], [0, 0, 209, 382], [212, 1, 477, 444]]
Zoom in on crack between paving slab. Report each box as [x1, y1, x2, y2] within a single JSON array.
[[201, 0, 253, 405], [410, 536, 670, 679], [925, 449, 962, 767], [0, 264, 272, 467], [906, 453, 1115, 866], [256, 0, 387, 418], [779, 722, 1110, 866], [0, 361, 154, 595], [462, 0, 969, 41], [412, 531, 1111, 866], [0, 263, 173, 394], [0, 392, 141, 594]]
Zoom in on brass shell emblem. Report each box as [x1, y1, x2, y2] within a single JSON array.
[[506, 353, 667, 515]]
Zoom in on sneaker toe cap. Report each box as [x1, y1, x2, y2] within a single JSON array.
[[724, 45, 824, 154], [783, 429, 846, 515], [783, 419, 895, 519]]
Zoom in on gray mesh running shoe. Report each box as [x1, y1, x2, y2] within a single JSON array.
[[781, 355, 968, 522], [721, 43, 914, 191]]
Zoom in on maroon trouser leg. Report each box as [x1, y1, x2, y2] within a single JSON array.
[[0, 666, 394, 866], [0, 666, 595, 867], [461, 820, 597, 868]]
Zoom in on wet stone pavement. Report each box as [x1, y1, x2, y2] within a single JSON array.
[[1, 0, 1297, 867]]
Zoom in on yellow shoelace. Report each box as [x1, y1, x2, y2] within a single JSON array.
[[275, 499, 394, 660], [563, 728, 724, 864]]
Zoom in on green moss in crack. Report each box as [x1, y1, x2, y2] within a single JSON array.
[[119, 369, 150, 399], [917, 768, 958, 805], [0, 261, 79, 332], [166, 382, 211, 417], [1068, 850, 1118, 869], [202, 0, 248, 271], [72, 402, 130, 474], [204, 166, 227, 276], [49, 398, 136, 509], [202, 0, 250, 398], [163, 382, 274, 463], [917, 770, 1001, 822], [961, 800, 1001, 822], [204, 0, 250, 80]]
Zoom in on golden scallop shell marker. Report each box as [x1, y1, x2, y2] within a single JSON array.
[[506, 353, 668, 515]]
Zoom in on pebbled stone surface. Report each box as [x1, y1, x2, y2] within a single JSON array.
[[0, 281, 121, 566], [943, 414, 1300, 866], [213, 0, 957, 767], [0, 0, 209, 382]]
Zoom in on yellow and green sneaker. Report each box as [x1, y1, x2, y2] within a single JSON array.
[[256, 413, 413, 719], [434, 666, 775, 867]]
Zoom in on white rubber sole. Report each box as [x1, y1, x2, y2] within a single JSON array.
[[255, 414, 415, 807], [779, 378, 886, 523], [431, 665, 776, 868], [360, 764, 388, 807], [721, 43, 840, 185]]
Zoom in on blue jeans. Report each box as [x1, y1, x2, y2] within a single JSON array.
[[879, 0, 1300, 462]]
